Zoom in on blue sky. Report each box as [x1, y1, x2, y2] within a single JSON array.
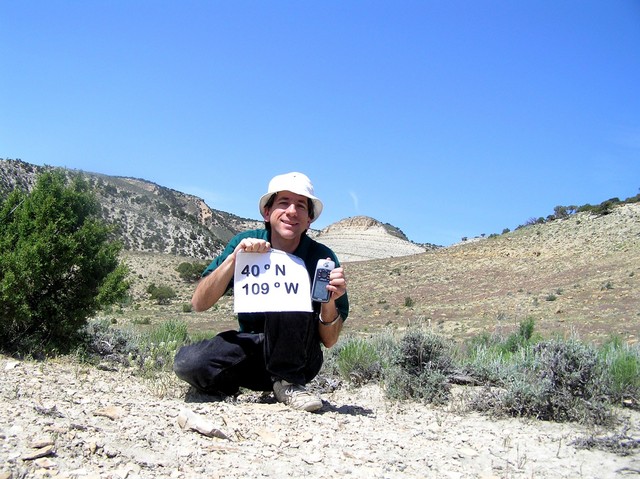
[[2, 1, 639, 246]]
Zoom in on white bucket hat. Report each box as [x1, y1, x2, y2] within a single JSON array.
[[258, 172, 323, 222]]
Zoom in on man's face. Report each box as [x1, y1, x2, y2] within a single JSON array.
[[263, 191, 312, 240]]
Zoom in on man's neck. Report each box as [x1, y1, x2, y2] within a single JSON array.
[[270, 234, 302, 254]]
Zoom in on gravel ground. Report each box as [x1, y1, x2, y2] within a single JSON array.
[[2, 355, 639, 479]]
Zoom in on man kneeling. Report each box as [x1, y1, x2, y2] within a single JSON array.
[[173, 172, 349, 412]]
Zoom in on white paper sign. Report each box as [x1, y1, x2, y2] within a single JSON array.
[[233, 249, 312, 313]]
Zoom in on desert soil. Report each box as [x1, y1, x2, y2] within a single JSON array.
[[1, 355, 639, 479]]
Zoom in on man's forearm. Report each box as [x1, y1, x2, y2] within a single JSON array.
[[318, 300, 343, 348], [191, 254, 235, 312]]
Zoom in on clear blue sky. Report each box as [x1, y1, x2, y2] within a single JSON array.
[[2, 1, 639, 246]]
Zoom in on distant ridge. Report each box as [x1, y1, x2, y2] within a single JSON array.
[[0, 159, 260, 259], [0, 159, 424, 261]]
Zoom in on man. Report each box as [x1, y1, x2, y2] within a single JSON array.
[[173, 172, 348, 412]]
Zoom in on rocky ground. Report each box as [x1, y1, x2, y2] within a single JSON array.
[[2, 355, 639, 479]]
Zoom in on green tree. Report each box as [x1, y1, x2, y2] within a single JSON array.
[[0, 169, 129, 353], [176, 261, 207, 282], [146, 283, 177, 305]]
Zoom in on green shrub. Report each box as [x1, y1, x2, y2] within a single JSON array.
[[577, 197, 621, 216], [334, 337, 384, 386], [147, 318, 188, 345], [464, 318, 539, 366], [472, 339, 612, 424], [80, 318, 189, 373], [599, 338, 640, 408], [146, 283, 177, 304], [384, 329, 453, 404], [463, 343, 523, 385], [176, 261, 207, 282], [385, 366, 449, 404], [0, 170, 129, 354], [499, 317, 539, 355], [138, 319, 189, 372], [80, 318, 141, 365]]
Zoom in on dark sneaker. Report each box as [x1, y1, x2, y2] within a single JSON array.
[[273, 380, 323, 412]]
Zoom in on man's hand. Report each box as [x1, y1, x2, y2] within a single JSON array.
[[328, 265, 347, 301], [318, 259, 347, 348], [234, 238, 271, 255], [192, 238, 271, 312]]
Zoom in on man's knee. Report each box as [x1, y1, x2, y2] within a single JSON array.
[[172, 343, 199, 381]]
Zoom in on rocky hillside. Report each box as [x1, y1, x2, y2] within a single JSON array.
[[0, 159, 257, 259], [0, 159, 424, 261], [315, 216, 429, 262]]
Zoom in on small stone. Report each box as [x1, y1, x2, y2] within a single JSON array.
[[34, 403, 64, 418], [30, 438, 55, 449], [114, 462, 141, 479], [22, 444, 55, 460], [4, 360, 19, 370], [177, 409, 229, 440], [302, 452, 323, 464], [103, 445, 119, 458], [256, 428, 280, 446], [86, 441, 98, 454], [458, 446, 479, 458], [34, 457, 56, 469], [94, 406, 126, 420]]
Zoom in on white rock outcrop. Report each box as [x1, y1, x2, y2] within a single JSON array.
[[315, 216, 426, 262]]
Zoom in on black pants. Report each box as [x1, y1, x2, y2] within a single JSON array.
[[173, 311, 323, 395]]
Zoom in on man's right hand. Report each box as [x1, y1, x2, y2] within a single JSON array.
[[234, 238, 271, 255], [192, 238, 271, 312]]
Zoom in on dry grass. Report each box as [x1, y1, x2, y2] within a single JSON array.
[[116, 203, 640, 346]]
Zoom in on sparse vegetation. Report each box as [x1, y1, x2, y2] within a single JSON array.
[[599, 336, 640, 408], [383, 328, 453, 404], [332, 336, 385, 386], [2, 159, 639, 437], [514, 191, 640, 232], [471, 338, 612, 424], [328, 319, 639, 426]]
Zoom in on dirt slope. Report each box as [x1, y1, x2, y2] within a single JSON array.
[[344, 203, 640, 343]]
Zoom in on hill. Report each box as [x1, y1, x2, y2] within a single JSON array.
[[0, 159, 262, 259], [313, 216, 431, 262], [345, 202, 640, 343], [115, 202, 640, 348], [2, 158, 638, 344]]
